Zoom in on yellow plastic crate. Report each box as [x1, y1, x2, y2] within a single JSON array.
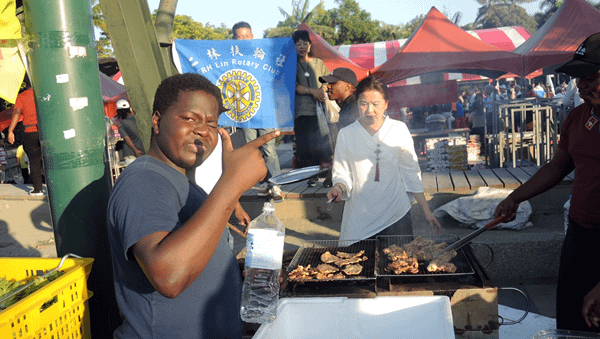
[[0, 256, 94, 339]]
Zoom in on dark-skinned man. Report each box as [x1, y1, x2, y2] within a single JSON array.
[[318, 67, 358, 187], [106, 73, 279, 338], [495, 32, 600, 333]]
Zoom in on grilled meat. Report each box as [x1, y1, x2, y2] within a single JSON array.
[[336, 250, 365, 259], [434, 249, 457, 263], [385, 258, 419, 274], [342, 264, 363, 275], [320, 251, 341, 264], [289, 265, 313, 280], [316, 264, 339, 274], [332, 272, 346, 279], [383, 239, 458, 275], [427, 260, 457, 273]]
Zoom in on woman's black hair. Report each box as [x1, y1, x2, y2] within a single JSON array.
[[292, 30, 311, 44], [355, 76, 390, 102]]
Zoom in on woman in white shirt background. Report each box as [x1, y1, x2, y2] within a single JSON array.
[[326, 76, 441, 242]]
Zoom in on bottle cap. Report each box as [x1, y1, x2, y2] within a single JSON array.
[[263, 202, 275, 212]]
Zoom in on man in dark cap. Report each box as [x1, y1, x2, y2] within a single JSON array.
[[495, 32, 600, 332], [319, 67, 359, 151], [320, 67, 359, 133], [318, 68, 359, 187]]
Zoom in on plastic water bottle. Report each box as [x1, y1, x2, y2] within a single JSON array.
[[240, 202, 285, 324], [564, 195, 571, 234]]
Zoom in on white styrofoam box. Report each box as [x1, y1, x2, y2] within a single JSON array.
[[254, 296, 455, 339]]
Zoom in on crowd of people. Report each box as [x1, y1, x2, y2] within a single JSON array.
[[2, 19, 599, 337]]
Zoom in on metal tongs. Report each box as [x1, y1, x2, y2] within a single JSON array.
[[326, 197, 335, 211], [432, 216, 504, 260]]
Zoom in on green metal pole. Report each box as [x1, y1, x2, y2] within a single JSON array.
[[100, 0, 176, 151], [24, 0, 119, 337], [155, 0, 178, 44]]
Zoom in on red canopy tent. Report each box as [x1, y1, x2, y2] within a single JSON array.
[[336, 26, 531, 71], [372, 7, 523, 85], [513, 0, 600, 77], [298, 23, 369, 82]]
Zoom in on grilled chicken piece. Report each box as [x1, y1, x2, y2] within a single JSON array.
[[315, 272, 334, 279], [427, 260, 457, 273], [410, 236, 435, 248], [289, 265, 313, 279], [383, 244, 403, 255], [336, 250, 365, 259], [435, 249, 457, 263], [332, 272, 346, 279], [342, 264, 363, 275], [386, 258, 419, 274], [316, 264, 339, 274], [320, 251, 341, 264], [334, 257, 363, 267]]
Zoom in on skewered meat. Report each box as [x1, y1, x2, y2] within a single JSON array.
[[336, 250, 365, 259], [320, 251, 341, 264], [342, 264, 363, 275], [316, 264, 339, 274]]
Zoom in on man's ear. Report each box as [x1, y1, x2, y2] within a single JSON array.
[[151, 111, 161, 134]]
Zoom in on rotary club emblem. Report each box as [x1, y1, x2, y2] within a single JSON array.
[[216, 69, 262, 123]]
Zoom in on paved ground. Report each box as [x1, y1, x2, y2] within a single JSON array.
[[0, 130, 566, 336]]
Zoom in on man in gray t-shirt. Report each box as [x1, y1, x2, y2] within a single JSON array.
[[116, 99, 145, 165], [107, 73, 280, 338]]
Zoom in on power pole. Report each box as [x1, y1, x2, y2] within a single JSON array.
[[23, 0, 119, 336], [99, 0, 177, 151]]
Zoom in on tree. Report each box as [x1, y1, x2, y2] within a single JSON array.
[[265, 0, 335, 41], [327, 0, 380, 45], [91, 1, 114, 58], [477, 4, 538, 33], [169, 15, 228, 40], [474, 0, 537, 31]]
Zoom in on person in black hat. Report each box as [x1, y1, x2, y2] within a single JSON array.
[[319, 67, 359, 140], [495, 32, 600, 332]]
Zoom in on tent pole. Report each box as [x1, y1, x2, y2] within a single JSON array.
[[23, 0, 118, 337]]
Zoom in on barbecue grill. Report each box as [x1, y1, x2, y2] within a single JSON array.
[[281, 236, 500, 338]]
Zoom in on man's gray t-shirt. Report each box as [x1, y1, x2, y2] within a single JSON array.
[[107, 156, 242, 338], [118, 115, 145, 157]]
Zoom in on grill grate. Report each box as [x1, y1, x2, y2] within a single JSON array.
[[377, 235, 475, 278], [287, 239, 377, 282]]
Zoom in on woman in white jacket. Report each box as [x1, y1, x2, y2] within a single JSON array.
[[326, 76, 441, 242]]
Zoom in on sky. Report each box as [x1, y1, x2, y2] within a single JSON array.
[[145, 0, 545, 38]]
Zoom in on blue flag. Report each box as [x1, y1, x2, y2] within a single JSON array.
[[173, 38, 297, 129]]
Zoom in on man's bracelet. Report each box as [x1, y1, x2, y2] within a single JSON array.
[[335, 184, 345, 194]]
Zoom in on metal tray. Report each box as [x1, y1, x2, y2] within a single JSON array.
[[286, 239, 377, 282], [269, 166, 328, 185], [376, 235, 475, 278]]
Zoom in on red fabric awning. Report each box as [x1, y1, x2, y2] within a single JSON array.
[[371, 7, 524, 84], [298, 23, 369, 82], [513, 0, 600, 77]]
